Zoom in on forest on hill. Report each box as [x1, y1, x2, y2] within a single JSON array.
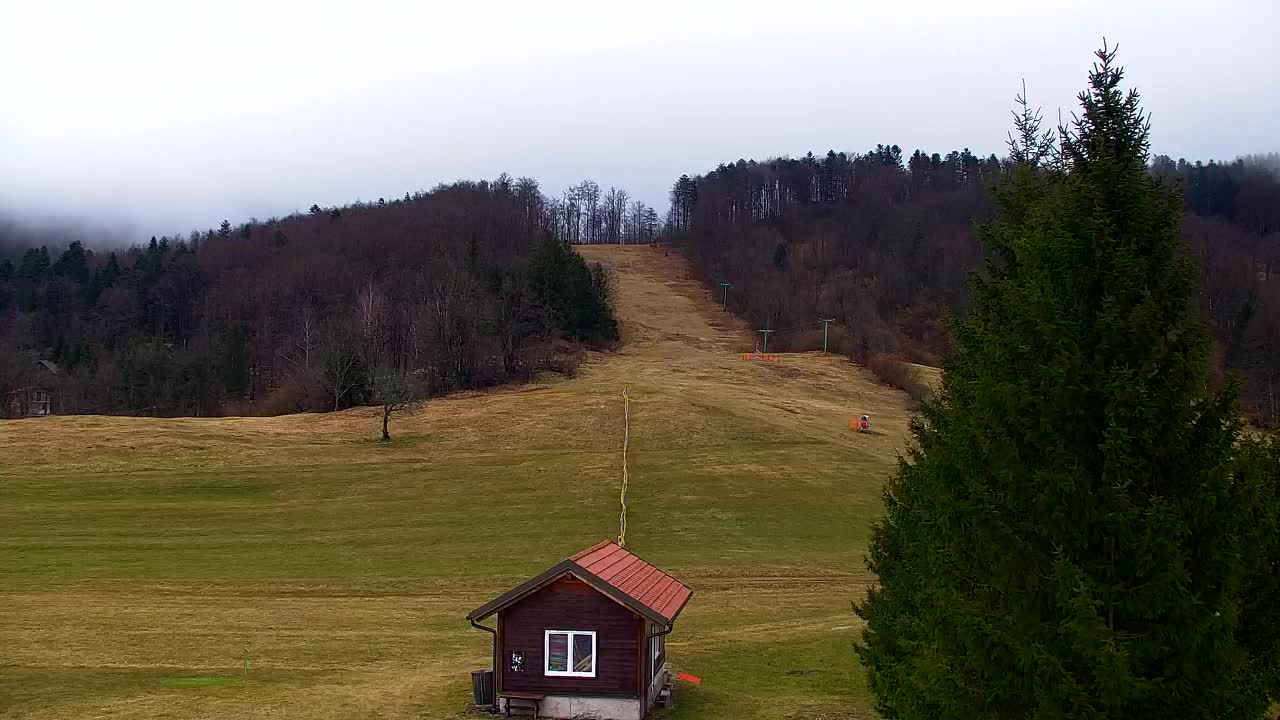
[[4, 149, 1277, 424], [667, 149, 1280, 425], [0, 176, 640, 417]]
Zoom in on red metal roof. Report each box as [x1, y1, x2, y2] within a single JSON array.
[[466, 540, 693, 625], [571, 541, 692, 624]]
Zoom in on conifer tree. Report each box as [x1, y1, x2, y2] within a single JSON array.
[[221, 322, 250, 399], [528, 233, 618, 346], [856, 43, 1280, 720], [772, 242, 789, 270]]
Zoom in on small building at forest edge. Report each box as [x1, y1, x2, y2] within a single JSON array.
[[467, 540, 693, 719]]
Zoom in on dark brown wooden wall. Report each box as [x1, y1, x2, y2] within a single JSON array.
[[498, 576, 642, 696], [642, 621, 655, 715]]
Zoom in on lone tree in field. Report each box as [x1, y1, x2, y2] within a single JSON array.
[[856, 44, 1280, 719], [372, 368, 419, 442]]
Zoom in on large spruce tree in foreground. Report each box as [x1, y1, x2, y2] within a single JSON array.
[[856, 44, 1280, 719]]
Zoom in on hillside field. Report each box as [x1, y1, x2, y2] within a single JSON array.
[[0, 245, 929, 719]]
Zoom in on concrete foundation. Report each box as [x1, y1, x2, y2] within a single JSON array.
[[646, 665, 669, 708], [499, 694, 642, 720]]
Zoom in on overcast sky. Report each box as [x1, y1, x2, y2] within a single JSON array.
[[2, 0, 1277, 239]]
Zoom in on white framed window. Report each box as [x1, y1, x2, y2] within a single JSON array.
[[651, 633, 665, 675], [544, 630, 596, 677]]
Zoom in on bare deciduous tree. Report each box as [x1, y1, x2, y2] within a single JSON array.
[[579, 180, 601, 244], [284, 305, 319, 369], [603, 187, 628, 243], [321, 327, 365, 412], [371, 367, 420, 442], [355, 279, 385, 367]]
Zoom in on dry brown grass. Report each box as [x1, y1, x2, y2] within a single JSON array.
[[1, 245, 922, 719]]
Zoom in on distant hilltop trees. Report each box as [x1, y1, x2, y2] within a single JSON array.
[[667, 146, 1280, 425], [0, 175, 625, 418]]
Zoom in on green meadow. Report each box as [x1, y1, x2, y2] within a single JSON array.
[[1, 246, 924, 719]]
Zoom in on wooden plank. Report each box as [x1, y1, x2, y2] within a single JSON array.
[[498, 577, 642, 696], [495, 610, 504, 696], [637, 620, 648, 716]]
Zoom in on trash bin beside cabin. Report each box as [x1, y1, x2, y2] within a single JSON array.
[[472, 669, 494, 707]]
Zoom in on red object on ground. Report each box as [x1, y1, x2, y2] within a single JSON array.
[[677, 672, 702, 685]]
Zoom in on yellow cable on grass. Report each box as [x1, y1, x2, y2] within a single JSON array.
[[618, 386, 630, 548]]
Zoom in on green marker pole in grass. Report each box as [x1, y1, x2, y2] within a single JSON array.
[[244, 647, 249, 678], [759, 329, 773, 353], [819, 318, 835, 353], [720, 282, 732, 310]]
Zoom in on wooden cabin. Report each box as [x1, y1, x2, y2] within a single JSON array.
[[6, 359, 59, 417], [467, 541, 693, 720], [7, 387, 52, 417]]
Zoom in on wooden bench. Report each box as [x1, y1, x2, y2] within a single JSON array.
[[500, 692, 545, 718]]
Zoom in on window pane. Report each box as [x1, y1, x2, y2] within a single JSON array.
[[573, 633, 594, 673], [547, 633, 568, 673]]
